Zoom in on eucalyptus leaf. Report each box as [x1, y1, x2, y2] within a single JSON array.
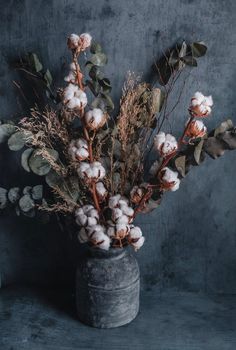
[[21, 148, 34, 172], [194, 139, 205, 164], [45, 169, 62, 188], [31, 185, 43, 200], [29, 53, 43, 72], [29, 149, 58, 176], [8, 187, 20, 204], [8, 131, 27, 151], [182, 56, 197, 67], [0, 124, 16, 143], [220, 130, 236, 149], [204, 137, 227, 159], [23, 186, 32, 195], [0, 188, 8, 209], [43, 69, 53, 87], [90, 41, 102, 54], [191, 42, 207, 58], [175, 155, 186, 177], [90, 53, 107, 66], [214, 119, 233, 136], [19, 194, 35, 212]]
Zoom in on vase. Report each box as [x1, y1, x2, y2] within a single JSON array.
[[76, 246, 140, 328]]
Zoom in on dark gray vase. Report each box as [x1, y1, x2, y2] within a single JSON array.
[[76, 246, 140, 328]]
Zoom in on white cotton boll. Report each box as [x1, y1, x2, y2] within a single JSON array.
[[79, 33, 92, 50], [87, 217, 98, 226], [129, 226, 143, 239], [154, 132, 178, 156], [116, 215, 129, 225], [204, 95, 213, 107], [132, 236, 145, 250], [78, 162, 90, 179], [95, 182, 107, 196], [63, 84, 87, 109], [93, 162, 106, 179], [149, 161, 159, 176], [162, 167, 179, 183], [90, 230, 106, 242], [85, 108, 106, 130], [120, 204, 134, 217], [118, 198, 129, 206], [67, 33, 80, 49], [78, 228, 88, 243], [87, 208, 99, 219], [87, 225, 105, 238], [154, 132, 166, 149], [97, 235, 111, 251], [64, 71, 76, 83], [116, 224, 130, 237], [191, 91, 205, 106], [75, 213, 87, 226], [108, 195, 121, 209], [170, 178, 180, 191], [107, 226, 115, 238], [64, 84, 77, 101], [112, 208, 123, 221], [75, 207, 83, 217], [76, 147, 89, 159], [82, 204, 94, 214]]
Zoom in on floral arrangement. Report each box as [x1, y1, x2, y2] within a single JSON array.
[[0, 33, 236, 251]]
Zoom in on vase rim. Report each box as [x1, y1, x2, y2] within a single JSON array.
[[88, 246, 127, 258]]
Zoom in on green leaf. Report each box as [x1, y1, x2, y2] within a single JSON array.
[[191, 42, 207, 58], [89, 53, 107, 66], [19, 194, 35, 212], [45, 169, 62, 188], [220, 130, 236, 150], [0, 124, 16, 143], [23, 186, 32, 195], [0, 188, 8, 209], [29, 53, 43, 72], [90, 41, 102, 54], [87, 80, 100, 96], [29, 149, 58, 176], [204, 137, 227, 159], [175, 155, 186, 177], [21, 148, 34, 172], [43, 69, 53, 87], [101, 93, 114, 110], [8, 131, 27, 151], [8, 187, 20, 204], [31, 185, 43, 200], [194, 139, 205, 164], [214, 119, 233, 136], [182, 56, 197, 67]]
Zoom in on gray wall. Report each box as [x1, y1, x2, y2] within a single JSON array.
[[0, 0, 236, 293]]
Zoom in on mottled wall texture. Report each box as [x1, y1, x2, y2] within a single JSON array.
[[0, 0, 236, 293]]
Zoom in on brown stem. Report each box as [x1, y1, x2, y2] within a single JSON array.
[[71, 49, 101, 214]]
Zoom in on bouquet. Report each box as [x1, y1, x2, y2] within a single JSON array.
[[1, 33, 236, 252]]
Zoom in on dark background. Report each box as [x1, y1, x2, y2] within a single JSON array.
[[0, 0, 236, 294]]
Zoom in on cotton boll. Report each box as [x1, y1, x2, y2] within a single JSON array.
[[116, 224, 130, 239], [120, 204, 134, 217], [116, 215, 129, 225], [118, 198, 129, 206], [190, 92, 213, 117], [69, 138, 89, 161], [78, 228, 89, 243], [87, 224, 105, 238], [131, 236, 145, 251], [67, 34, 80, 49], [185, 119, 207, 139], [85, 108, 106, 130], [79, 33, 92, 51], [112, 208, 123, 222], [82, 204, 94, 213], [107, 226, 116, 238], [129, 226, 143, 239], [108, 195, 121, 209], [154, 132, 178, 157], [63, 84, 87, 110], [98, 235, 111, 251], [87, 217, 98, 226], [75, 207, 83, 217], [159, 167, 180, 192], [75, 213, 87, 226]]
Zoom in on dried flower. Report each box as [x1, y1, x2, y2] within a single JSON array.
[[68, 138, 89, 161], [79, 33, 92, 51], [185, 119, 207, 139], [84, 108, 107, 130], [154, 132, 178, 157], [63, 84, 87, 109], [95, 182, 108, 202], [158, 167, 180, 192], [189, 92, 213, 117], [78, 161, 106, 183]]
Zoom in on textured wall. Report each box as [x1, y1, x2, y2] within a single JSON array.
[[0, 0, 236, 293]]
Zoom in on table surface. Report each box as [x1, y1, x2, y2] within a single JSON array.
[[0, 286, 236, 350]]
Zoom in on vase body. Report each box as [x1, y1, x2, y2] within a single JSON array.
[[76, 247, 140, 328]]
